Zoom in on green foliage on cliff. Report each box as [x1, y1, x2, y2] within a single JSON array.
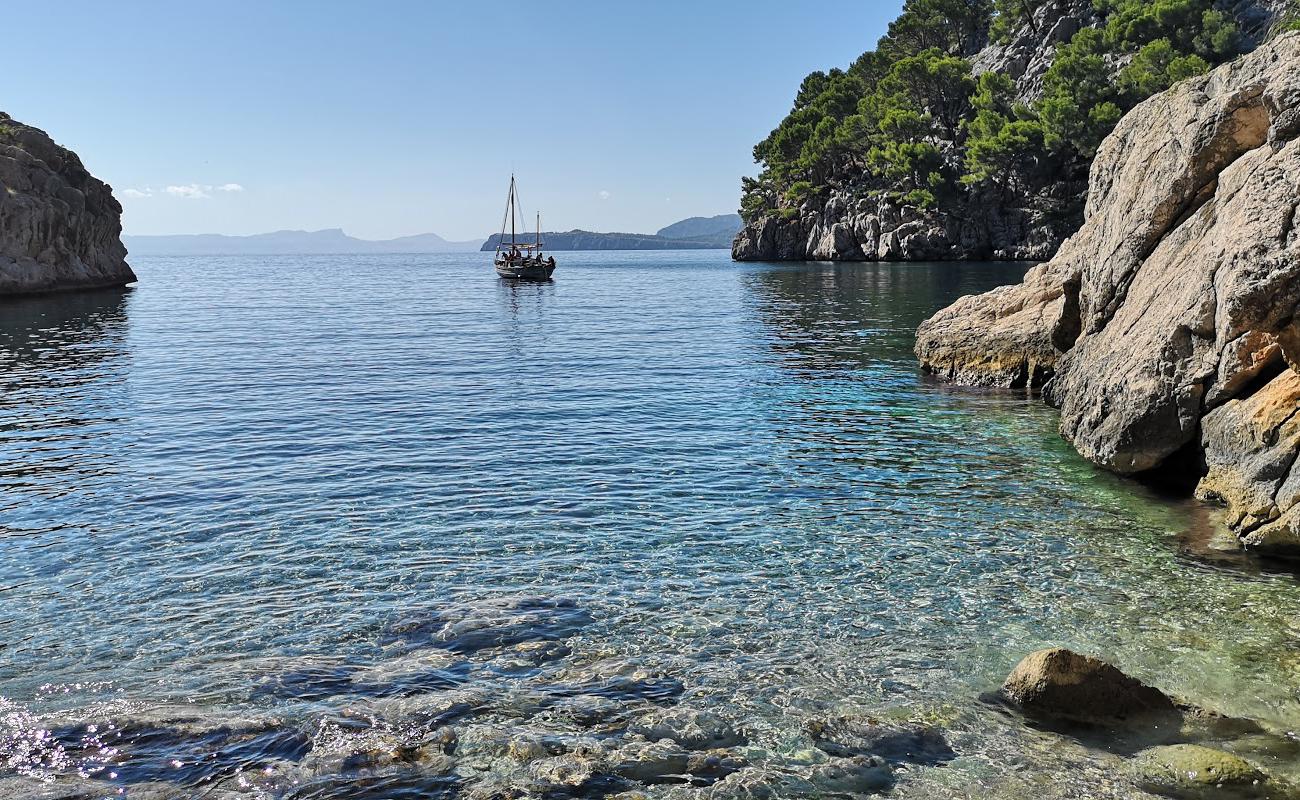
[[1274, 0, 1300, 34], [741, 0, 1252, 223], [1039, 0, 1239, 155]]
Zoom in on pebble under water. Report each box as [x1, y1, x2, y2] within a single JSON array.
[[1, 250, 1298, 799]]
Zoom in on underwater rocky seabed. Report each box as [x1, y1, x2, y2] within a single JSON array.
[[0, 253, 1298, 799]]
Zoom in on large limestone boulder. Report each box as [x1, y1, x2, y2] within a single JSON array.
[[916, 260, 1078, 387], [0, 112, 135, 294], [999, 648, 1179, 726], [1049, 35, 1300, 472], [915, 33, 1300, 556]]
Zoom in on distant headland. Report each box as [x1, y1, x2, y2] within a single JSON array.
[[123, 214, 743, 257], [480, 214, 742, 252]]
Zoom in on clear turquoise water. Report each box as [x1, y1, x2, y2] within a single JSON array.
[[1, 250, 1297, 798]]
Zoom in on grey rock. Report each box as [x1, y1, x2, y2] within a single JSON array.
[[382, 595, 593, 655], [806, 715, 956, 766], [627, 708, 745, 750], [970, 0, 1101, 103], [0, 113, 135, 294], [703, 755, 894, 798]]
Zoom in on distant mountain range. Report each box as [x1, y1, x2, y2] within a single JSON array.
[[123, 228, 484, 256], [481, 214, 743, 252], [124, 214, 744, 256]]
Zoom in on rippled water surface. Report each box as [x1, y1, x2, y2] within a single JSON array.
[[2, 251, 1298, 799]]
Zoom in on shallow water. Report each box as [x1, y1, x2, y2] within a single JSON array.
[[1, 250, 1297, 798]]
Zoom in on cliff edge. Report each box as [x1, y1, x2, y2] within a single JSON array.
[[915, 32, 1300, 557], [0, 113, 135, 295]]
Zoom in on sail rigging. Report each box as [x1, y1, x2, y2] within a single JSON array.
[[493, 176, 556, 280]]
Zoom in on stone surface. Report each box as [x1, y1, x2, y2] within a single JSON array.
[[969, 0, 1101, 103], [914, 34, 1300, 556], [806, 715, 956, 766], [0, 113, 135, 294], [999, 648, 1179, 725], [1132, 744, 1269, 798], [1049, 36, 1300, 473], [916, 260, 1078, 388], [627, 708, 745, 750], [1198, 370, 1300, 557], [731, 186, 1079, 264]]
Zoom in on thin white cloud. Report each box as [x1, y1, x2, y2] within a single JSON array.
[[217, 183, 244, 192], [598, 190, 611, 201], [166, 184, 212, 199], [121, 188, 152, 198]]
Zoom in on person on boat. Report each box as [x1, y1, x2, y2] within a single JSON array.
[[546, 256, 555, 269]]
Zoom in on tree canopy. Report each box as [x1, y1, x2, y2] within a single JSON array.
[[741, 0, 1249, 222]]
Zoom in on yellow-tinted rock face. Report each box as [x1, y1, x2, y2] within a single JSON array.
[[1199, 370, 1300, 557]]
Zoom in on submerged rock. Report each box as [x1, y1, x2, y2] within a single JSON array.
[[383, 595, 594, 655], [704, 755, 894, 798], [806, 715, 956, 766], [999, 648, 1179, 726], [627, 708, 745, 750], [0, 113, 136, 294], [1132, 744, 1270, 798]]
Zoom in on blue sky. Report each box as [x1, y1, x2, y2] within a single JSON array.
[[5, 1, 903, 240]]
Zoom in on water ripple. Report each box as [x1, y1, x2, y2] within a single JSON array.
[[0, 252, 1297, 798]]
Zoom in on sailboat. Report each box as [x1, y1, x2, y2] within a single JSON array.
[[494, 175, 556, 281]]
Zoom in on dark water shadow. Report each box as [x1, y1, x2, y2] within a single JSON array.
[[0, 286, 134, 369]]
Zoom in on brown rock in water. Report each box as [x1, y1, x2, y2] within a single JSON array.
[[1000, 648, 1178, 725], [0, 113, 135, 294]]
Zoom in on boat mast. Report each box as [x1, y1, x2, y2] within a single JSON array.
[[510, 175, 516, 249], [536, 212, 540, 252]]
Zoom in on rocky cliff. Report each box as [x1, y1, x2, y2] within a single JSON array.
[[915, 32, 1300, 558], [732, 0, 1102, 264], [733, 0, 1288, 264], [0, 113, 134, 294]]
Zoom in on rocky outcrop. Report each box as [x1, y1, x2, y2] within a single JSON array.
[[1197, 370, 1300, 557], [915, 33, 1300, 557], [915, 260, 1078, 388], [0, 113, 134, 294], [730, 176, 1082, 264], [732, 0, 1098, 264], [733, 1, 1288, 266]]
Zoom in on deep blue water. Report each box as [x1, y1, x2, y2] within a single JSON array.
[[1, 250, 1297, 798]]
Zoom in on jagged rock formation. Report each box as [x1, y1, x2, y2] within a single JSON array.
[[969, 0, 1102, 104], [0, 112, 134, 294], [915, 33, 1300, 557], [731, 187, 1080, 263]]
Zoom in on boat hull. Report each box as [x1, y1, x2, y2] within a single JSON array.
[[495, 262, 556, 281]]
